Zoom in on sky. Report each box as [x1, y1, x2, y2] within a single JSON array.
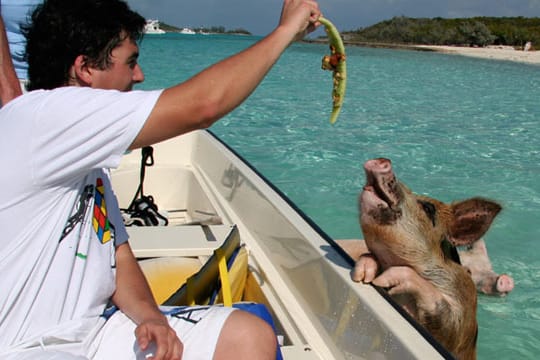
[[125, 0, 540, 36]]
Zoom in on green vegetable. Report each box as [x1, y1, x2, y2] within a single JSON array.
[[318, 16, 347, 124]]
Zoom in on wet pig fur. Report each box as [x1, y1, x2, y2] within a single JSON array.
[[351, 158, 502, 360]]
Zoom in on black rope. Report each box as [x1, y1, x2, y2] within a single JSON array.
[[127, 146, 154, 211], [122, 146, 168, 226]]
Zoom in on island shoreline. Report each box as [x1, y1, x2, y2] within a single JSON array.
[[306, 39, 540, 66]]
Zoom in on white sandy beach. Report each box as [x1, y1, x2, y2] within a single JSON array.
[[416, 45, 540, 65]]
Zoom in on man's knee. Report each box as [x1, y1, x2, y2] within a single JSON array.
[[215, 309, 277, 359]]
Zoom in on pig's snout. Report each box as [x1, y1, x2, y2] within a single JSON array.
[[496, 274, 514, 295], [364, 158, 393, 175]]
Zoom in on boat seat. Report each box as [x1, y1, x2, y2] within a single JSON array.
[[138, 225, 248, 306], [129, 224, 233, 258]]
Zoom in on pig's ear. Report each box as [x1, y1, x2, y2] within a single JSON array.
[[447, 198, 502, 246]]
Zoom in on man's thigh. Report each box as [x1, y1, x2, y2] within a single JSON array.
[[92, 306, 236, 359]]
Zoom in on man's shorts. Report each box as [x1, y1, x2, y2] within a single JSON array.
[[0, 305, 236, 360]]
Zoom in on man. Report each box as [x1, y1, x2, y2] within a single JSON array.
[[0, 0, 321, 359]]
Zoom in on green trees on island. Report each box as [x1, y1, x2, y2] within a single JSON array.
[[344, 17, 540, 48]]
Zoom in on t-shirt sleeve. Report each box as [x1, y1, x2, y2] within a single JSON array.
[[30, 87, 163, 186]]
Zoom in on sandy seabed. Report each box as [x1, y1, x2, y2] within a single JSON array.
[[415, 45, 540, 65]]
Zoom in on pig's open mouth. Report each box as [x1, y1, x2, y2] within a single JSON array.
[[360, 158, 403, 224], [364, 177, 395, 208], [363, 159, 401, 209]]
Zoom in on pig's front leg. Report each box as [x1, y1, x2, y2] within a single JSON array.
[[371, 266, 448, 320], [351, 253, 380, 283]]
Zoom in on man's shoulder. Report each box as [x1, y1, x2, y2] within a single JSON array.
[[23, 87, 160, 100], [15, 87, 124, 107], [2, 87, 162, 128]]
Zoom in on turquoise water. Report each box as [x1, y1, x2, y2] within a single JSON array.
[[137, 33, 540, 358]]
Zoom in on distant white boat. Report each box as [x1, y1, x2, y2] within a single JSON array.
[[144, 19, 165, 34], [180, 27, 196, 35]]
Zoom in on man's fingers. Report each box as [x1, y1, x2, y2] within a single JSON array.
[[135, 326, 151, 350]]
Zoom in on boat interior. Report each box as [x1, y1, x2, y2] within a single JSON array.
[[111, 130, 449, 360]]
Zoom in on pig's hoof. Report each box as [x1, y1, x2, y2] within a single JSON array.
[[351, 254, 378, 283]]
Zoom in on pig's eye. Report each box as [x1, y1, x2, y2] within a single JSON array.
[[418, 200, 437, 226]]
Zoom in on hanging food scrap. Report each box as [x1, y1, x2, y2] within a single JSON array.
[[318, 16, 346, 124]]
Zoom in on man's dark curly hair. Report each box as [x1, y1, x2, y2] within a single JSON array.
[[23, 0, 146, 90]]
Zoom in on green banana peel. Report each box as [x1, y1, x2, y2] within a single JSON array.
[[318, 16, 346, 124]]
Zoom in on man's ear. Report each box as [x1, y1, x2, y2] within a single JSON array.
[[71, 55, 93, 86]]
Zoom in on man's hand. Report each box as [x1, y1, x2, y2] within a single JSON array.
[[279, 0, 321, 41], [135, 317, 183, 360], [113, 243, 183, 359]]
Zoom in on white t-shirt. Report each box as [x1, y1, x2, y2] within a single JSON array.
[[0, 87, 162, 349]]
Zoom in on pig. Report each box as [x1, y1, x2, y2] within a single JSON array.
[[351, 158, 502, 360], [336, 238, 514, 296], [458, 239, 514, 296]]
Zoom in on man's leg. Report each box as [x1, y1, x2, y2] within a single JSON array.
[[214, 310, 277, 360], [91, 306, 277, 359]]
